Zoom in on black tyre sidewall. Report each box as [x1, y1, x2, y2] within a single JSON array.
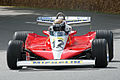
[[92, 39, 108, 68], [96, 30, 113, 61], [7, 40, 24, 70], [13, 31, 33, 43]]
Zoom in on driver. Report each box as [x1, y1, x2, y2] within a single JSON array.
[[48, 19, 72, 33]]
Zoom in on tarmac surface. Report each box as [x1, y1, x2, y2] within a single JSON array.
[[0, 6, 120, 80]]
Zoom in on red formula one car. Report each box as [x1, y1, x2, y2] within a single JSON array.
[[7, 12, 113, 70]]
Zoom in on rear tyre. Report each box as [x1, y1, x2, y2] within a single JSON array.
[[96, 30, 113, 61], [13, 31, 33, 43], [7, 40, 24, 70], [92, 39, 108, 68]]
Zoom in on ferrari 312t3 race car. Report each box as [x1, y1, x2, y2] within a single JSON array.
[[7, 12, 114, 70]]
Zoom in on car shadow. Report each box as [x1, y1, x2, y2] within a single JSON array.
[[18, 65, 117, 72], [110, 60, 120, 63]]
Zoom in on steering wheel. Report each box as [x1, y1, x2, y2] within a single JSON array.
[[56, 12, 65, 20]]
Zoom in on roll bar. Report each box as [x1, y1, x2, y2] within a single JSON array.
[[56, 12, 65, 20]]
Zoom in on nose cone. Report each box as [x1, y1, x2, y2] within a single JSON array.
[[50, 35, 68, 51], [52, 50, 63, 59], [50, 35, 68, 59]]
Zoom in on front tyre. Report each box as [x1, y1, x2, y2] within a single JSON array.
[[92, 39, 108, 68], [13, 31, 33, 43], [7, 40, 24, 70], [96, 30, 113, 61]]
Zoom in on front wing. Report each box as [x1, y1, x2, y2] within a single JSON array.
[[17, 59, 95, 67]]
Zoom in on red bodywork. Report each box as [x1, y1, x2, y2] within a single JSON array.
[[25, 31, 96, 60]]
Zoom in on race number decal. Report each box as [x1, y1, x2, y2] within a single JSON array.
[[52, 37, 64, 49], [56, 40, 64, 49]]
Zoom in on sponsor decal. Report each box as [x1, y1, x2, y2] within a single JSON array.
[[31, 60, 83, 64], [37, 17, 54, 22], [67, 20, 87, 22], [57, 37, 64, 41], [41, 17, 52, 20], [53, 37, 64, 42]]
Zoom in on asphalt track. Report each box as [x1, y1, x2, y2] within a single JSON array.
[[0, 7, 120, 80]]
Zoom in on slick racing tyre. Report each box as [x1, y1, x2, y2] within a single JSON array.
[[96, 30, 113, 61], [92, 39, 108, 68], [7, 40, 24, 70], [13, 31, 33, 43]]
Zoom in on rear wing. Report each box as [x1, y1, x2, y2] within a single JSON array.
[[37, 16, 91, 26], [66, 16, 91, 26], [37, 17, 55, 26]]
